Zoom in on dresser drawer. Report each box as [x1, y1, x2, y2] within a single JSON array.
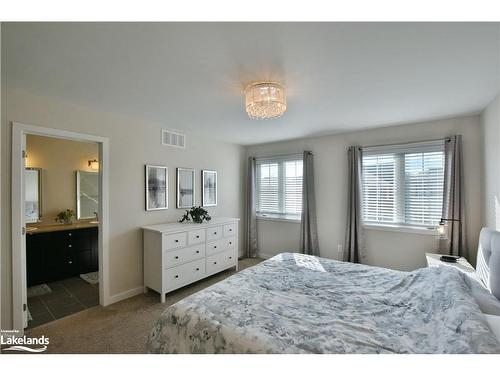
[[223, 223, 237, 237], [206, 237, 236, 256], [188, 229, 205, 245], [223, 237, 236, 249], [206, 249, 236, 275], [164, 244, 205, 269], [206, 226, 222, 241], [164, 259, 205, 292], [163, 232, 187, 250]]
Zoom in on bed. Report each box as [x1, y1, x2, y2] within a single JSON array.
[[147, 252, 500, 354]]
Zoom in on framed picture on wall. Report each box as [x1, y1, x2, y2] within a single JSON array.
[[145, 165, 168, 211], [177, 168, 195, 208], [202, 170, 217, 207]]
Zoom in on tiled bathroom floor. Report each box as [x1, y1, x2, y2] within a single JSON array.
[[27, 277, 99, 329]]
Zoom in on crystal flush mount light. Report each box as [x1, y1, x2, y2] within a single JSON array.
[[245, 82, 287, 120]]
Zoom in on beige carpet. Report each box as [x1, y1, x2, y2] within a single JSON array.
[[26, 258, 263, 354]]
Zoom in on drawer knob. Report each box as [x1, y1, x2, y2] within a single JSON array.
[[214, 246, 217, 249], [229, 242, 232, 245], [175, 256, 179, 259], [68, 233, 72, 236], [196, 250, 200, 254], [175, 239, 179, 243], [68, 244, 72, 248], [213, 232, 217, 235], [229, 257, 232, 259], [68, 260, 73, 264], [229, 229, 232, 232], [175, 275, 179, 278], [214, 262, 217, 265], [196, 267, 200, 271], [196, 235, 200, 238]]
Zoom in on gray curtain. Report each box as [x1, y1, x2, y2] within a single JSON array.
[[440, 135, 466, 257], [300, 151, 320, 256], [344, 146, 365, 263], [246, 156, 258, 258]]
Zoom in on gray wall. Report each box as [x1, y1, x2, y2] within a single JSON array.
[[481, 94, 500, 231], [1, 88, 246, 330], [247, 115, 484, 271]]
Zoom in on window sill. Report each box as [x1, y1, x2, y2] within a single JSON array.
[[363, 223, 439, 236], [257, 214, 301, 224]]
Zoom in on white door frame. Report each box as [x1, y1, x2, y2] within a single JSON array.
[[11, 121, 110, 334]]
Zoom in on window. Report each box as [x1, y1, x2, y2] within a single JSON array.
[[362, 141, 445, 228], [256, 156, 303, 220]]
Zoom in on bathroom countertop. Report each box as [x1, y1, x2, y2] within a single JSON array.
[[26, 221, 98, 234]]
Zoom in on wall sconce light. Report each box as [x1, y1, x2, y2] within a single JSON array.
[[88, 159, 99, 171]]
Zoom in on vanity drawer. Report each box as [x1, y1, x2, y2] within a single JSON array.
[[62, 228, 96, 252], [188, 229, 205, 245], [163, 232, 187, 251], [206, 226, 223, 241], [164, 259, 205, 292], [223, 223, 237, 237], [206, 249, 236, 275], [164, 244, 205, 269]]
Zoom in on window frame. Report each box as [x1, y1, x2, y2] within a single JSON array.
[[255, 154, 303, 222], [361, 141, 445, 233]]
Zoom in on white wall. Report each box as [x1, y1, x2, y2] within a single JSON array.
[[481, 94, 500, 230], [1, 88, 246, 330], [247, 115, 483, 271]]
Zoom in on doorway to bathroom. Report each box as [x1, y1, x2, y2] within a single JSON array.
[[11, 122, 110, 334]]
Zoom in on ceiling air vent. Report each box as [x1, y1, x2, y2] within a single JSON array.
[[162, 129, 186, 148]]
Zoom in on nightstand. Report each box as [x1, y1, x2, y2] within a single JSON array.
[[425, 253, 476, 275]]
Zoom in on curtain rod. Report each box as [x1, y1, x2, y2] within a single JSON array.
[[361, 137, 451, 150], [254, 152, 306, 160]]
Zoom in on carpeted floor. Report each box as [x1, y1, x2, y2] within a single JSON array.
[[26, 258, 263, 354]]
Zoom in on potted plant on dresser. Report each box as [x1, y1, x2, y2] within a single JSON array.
[[179, 206, 211, 224]]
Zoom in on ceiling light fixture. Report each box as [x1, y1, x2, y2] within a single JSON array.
[[245, 82, 286, 120]]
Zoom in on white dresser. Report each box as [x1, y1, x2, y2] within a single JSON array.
[[142, 217, 239, 302]]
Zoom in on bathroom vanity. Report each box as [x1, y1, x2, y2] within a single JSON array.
[[26, 224, 98, 286]]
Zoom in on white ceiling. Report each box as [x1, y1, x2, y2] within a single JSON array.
[[3, 22, 499, 145]]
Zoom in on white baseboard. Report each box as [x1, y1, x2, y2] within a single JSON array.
[[107, 286, 144, 305]]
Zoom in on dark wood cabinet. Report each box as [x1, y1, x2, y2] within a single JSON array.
[[26, 227, 98, 286]]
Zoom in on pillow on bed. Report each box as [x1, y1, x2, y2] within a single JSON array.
[[490, 231, 500, 301], [475, 228, 500, 302], [476, 228, 494, 289], [467, 276, 500, 316]]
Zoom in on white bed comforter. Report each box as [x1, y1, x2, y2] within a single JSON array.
[[147, 253, 500, 354]]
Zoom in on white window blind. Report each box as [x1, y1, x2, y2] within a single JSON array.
[[256, 156, 303, 220], [362, 141, 445, 228], [362, 154, 397, 223]]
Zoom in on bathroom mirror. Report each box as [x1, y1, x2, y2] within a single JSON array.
[[77, 170, 99, 220], [25, 168, 42, 223]]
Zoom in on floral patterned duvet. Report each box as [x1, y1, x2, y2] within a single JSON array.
[[147, 252, 500, 354]]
